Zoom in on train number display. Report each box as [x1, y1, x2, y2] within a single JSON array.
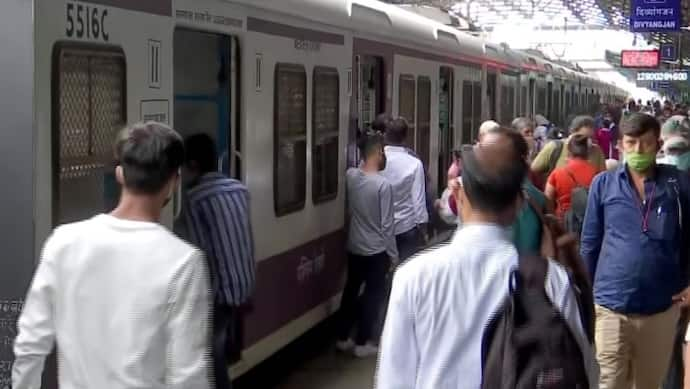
[[66, 2, 109, 42]]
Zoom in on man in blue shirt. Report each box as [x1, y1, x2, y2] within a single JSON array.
[[183, 134, 256, 389], [581, 112, 690, 389]]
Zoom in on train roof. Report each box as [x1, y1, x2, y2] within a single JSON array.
[[234, 0, 488, 67], [231, 0, 623, 93]]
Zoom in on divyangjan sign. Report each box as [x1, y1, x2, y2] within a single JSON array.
[[630, 0, 681, 32]]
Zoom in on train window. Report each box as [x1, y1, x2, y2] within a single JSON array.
[[462, 81, 473, 144], [399, 74, 416, 149], [472, 81, 482, 140], [438, 67, 454, 194], [312, 67, 340, 204], [507, 86, 515, 120], [274, 63, 307, 216], [53, 45, 126, 225], [487, 73, 497, 120], [417, 76, 431, 168], [358, 56, 384, 133], [500, 85, 509, 123], [537, 87, 546, 116]]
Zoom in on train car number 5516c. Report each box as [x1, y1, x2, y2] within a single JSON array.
[[66, 2, 109, 42]]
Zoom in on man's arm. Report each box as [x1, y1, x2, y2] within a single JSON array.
[[12, 234, 60, 389], [413, 161, 428, 226], [380, 182, 398, 261], [167, 250, 212, 389], [375, 270, 418, 389], [580, 174, 605, 281]]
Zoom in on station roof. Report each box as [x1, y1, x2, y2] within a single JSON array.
[[435, 0, 690, 64]]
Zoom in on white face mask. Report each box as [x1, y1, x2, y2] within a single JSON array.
[[665, 154, 680, 166]]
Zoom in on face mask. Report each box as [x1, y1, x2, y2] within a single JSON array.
[[625, 152, 656, 172], [676, 151, 690, 171], [665, 154, 680, 166]]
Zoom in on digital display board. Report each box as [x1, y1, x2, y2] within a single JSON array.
[[636, 71, 688, 82], [621, 50, 660, 68]]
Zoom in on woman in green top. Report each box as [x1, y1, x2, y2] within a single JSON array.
[[531, 115, 606, 179]]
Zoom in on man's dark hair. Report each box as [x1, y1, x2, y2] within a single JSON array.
[[358, 132, 384, 160], [371, 113, 392, 134], [511, 117, 534, 133], [386, 117, 409, 144], [568, 134, 590, 159], [114, 122, 184, 195], [621, 112, 661, 137], [568, 115, 595, 134], [462, 129, 528, 214], [185, 133, 218, 174]]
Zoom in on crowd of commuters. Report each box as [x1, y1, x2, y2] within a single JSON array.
[[372, 98, 690, 389], [11, 96, 690, 389]]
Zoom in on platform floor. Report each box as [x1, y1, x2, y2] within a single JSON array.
[[235, 230, 453, 389], [276, 348, 377, 389]]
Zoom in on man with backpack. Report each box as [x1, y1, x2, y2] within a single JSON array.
[[532, 116, 606, 182], [581, 113, 690, 389], [375, 128, 597, 389]]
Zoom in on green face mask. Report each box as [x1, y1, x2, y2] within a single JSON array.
[[625, 152, 656, 172]]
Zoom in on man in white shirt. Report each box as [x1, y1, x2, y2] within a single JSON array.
[[376, 129, 597, 389], [12, 122, 211, 389], [381, 118, 428, 260]]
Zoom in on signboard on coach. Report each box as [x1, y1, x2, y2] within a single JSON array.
[[630, 0, 682, 32]]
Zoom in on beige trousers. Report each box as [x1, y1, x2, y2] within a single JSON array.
[[596, 304, 680, 389]]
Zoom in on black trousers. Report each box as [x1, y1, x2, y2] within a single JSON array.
[[337, 252, 390, 345], [213, 304, 242, 389], [396, 227, 421, 262]]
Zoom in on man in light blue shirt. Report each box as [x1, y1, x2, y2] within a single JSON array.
[[376, 129, 596, 389], [381, 118, 428, 260]]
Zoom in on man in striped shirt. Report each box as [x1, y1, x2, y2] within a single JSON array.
[[183, 134, 255, 389]]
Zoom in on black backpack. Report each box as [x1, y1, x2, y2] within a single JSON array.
[[481, 255, 589, 389], [563, 169, 589, 237]]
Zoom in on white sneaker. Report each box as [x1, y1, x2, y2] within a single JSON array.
[[353, 344, 378, 358], [335, 339, 355, 352]]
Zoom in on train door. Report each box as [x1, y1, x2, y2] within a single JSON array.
[[438, 66, 454, 194], [487, 71, 497, 120], [172, 29, 238, 233]]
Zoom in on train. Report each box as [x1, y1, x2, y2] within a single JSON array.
[[0, 0, 627, 385]]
